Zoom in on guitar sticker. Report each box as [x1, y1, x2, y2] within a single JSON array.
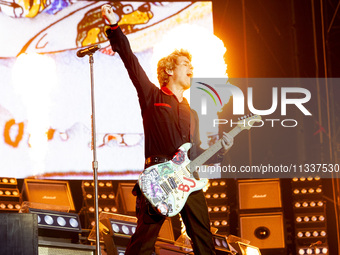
[[178, 183, 190, 192], [172, 150, 185, 165], [159, 163, 173, 177], [183, 176, 196, 188]]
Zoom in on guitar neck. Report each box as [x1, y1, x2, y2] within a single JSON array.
[[188, 125, 242, 172]]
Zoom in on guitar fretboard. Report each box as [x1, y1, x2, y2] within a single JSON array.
[[187, 125, 242, 173]]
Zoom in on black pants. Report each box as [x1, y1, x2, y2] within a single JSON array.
[[124, 184, 216, 255]]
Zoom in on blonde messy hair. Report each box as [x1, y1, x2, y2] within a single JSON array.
[[157, 49, 192, 88]]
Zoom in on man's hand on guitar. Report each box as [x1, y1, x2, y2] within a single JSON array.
[[221, 132, 233, 154]]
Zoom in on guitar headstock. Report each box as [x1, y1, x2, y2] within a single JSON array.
[[237, 114, 262, 130]]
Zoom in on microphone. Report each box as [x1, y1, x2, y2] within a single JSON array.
[[77, 44, 101, 58], [309, 240, 322, 247]]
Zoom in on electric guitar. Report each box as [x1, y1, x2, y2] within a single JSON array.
[[138, 115, 262, 217]]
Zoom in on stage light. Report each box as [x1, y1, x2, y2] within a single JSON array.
[[213, 234, 229, 250], [0, 188, 20, 197], [27, 208, 82, 232], [317, 201, 324, 206], [308, 188, 315, 193], [57, 216, 66, 226], [88, 211, 138, 253], [296, 230, 327, 238], [220, 193, 227, 198], [81, 180, 116, 228], [214, 221, 220, 226], [316, 188, 322, 193], [0, 201, 21, 211]]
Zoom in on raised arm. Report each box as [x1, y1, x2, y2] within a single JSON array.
[[101, 4, 157, 111]]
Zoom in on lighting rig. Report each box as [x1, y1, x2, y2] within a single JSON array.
[[88, 212, 137, 254], [291, 177, 329, 255], [204, 179, 230, 235], [81, 180, 117, 229], [0, 177, 21, 213]]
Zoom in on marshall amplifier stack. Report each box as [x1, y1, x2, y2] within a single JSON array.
[[237, 178, 286, 255]]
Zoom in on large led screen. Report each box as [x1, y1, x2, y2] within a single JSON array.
[[0, 1, 217, 179]]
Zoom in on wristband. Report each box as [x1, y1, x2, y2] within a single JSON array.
[[110, 23, 119, 30]]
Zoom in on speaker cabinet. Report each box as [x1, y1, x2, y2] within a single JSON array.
[[38, 240, 95, 255], [22, 179, 75, 211], [0, 213, 38, 255], [116, 182, 136, 215], [239, 212, 285, 249], [238, 179, 281, 210]]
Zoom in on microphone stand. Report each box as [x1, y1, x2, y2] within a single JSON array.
[[88, 53, 101, 255]]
